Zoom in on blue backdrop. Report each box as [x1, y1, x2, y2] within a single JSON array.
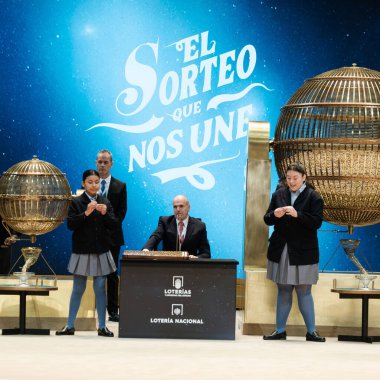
[[1, 0, 379, 276]]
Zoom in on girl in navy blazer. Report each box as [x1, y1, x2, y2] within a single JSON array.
[[263, 163, 325, 342], [56, 169, 117, 337]]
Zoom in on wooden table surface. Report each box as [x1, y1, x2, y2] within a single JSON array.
[[331, 288, 380, 295]]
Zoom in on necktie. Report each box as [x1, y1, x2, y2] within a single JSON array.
[[101, 179, 106, 196], [179, 221, 184, 245]]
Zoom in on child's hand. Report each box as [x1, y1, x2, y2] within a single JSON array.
[[96, 203, 107, 215], [85, 201, 97, 216], [283, 206, 298, 218], [274, 207, 286, 218]]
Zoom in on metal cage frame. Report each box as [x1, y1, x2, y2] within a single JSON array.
[[273, 64, 380, 230]]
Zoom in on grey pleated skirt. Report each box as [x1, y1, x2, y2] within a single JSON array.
[[68, 251, 116, 277], [267, 244, 319, 285]]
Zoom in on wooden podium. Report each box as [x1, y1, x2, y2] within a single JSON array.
[[119, 251, 238, 340]]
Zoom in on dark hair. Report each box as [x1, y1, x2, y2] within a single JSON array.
[[82, 169, 100, 182], [286, 162, 315, 189], [286, 162, 306, 176]]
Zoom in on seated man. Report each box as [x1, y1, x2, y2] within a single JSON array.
[[143, 195, 211, 258]]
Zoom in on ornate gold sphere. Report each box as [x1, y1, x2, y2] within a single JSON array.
[[272, 64, 380, 231], [0, 156, 72, 240]]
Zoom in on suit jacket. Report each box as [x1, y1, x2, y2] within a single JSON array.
[[143, 215, 211, 258], [106, 177, 127, 247], [263, 186, 323, 266], [67, 193, 117, 254]]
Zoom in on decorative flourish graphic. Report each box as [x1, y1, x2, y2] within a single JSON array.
[[152, 152, 240, 190], [85, 116, 164, 133], [207, 83, 273, 110]]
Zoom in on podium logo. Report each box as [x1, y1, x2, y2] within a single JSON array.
[[173, 276, 183, 289], [164, 275, 191, 297], [172, 304, 183, 316], [149, 304, 204, 325]]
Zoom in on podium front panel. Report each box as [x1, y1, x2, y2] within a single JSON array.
[[119, 258, 237, 340]]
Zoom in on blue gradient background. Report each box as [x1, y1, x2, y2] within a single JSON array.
[[0, 0, 379, 276]]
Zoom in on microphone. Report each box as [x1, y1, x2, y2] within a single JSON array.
[[175, 213, 179, 251]]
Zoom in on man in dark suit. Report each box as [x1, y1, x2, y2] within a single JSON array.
[[96, 149, 127, 322], [143, 195, 211, 258]]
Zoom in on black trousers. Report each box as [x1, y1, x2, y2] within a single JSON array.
[[107, 246, 121, 315]]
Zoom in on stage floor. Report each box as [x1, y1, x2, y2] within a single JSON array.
[[0, 311, 379, 380]]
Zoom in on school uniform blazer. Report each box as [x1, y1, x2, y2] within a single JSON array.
[[106, 176, 127, 248], [67, 193, 117, 254], [143, 215, 211, 258], [263, 186, 323, 266]]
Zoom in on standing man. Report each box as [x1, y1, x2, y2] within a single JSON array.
[[96, 149, 127, 322], [143, 195, 211, 258]]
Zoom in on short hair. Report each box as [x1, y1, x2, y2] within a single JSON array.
[[173, 195, 189, 205], [97, 149, 113, 162], [82, 169, 100, 182]]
